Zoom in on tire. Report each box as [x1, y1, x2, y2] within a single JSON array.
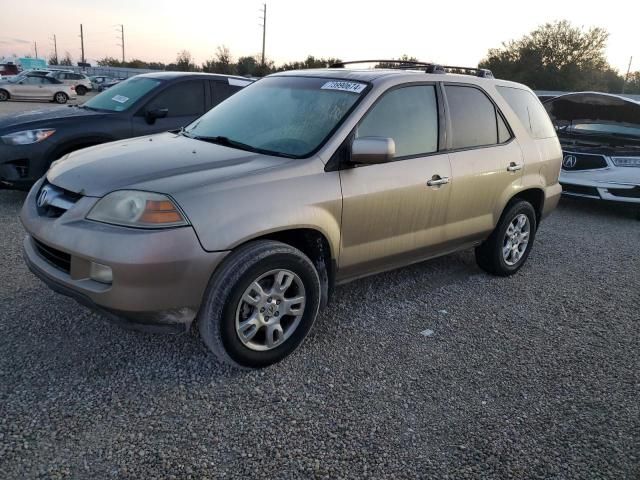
[[76, 85, 87, 96], [475, 200, 537, 276], [54, 92, 68, 104], [198, 240, 321, 368], [0, 89, 9, 101]]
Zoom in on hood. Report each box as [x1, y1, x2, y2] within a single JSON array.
[[47, 132, 293, 197], [0, 105, 105, 131], [544, 92, 640, 127]]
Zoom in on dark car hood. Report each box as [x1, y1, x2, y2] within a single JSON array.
[[47, 132, 292, 197], [0, 105, 106, 131], [544, 92, 640, 126]]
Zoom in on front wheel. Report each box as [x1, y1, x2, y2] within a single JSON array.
[[75, 85, 87, 96], [0, 89, 9, 101], [198, 240, 321, 368], [475, 200, 537, 276], [54, 92, 68, 104]]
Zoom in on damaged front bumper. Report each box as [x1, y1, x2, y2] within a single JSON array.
[[560, 169, 640, 205]]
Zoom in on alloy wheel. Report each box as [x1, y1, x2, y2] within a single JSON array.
[[235, 269, 306, 351], [502, 213, 530, 266]]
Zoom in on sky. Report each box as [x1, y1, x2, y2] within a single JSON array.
[[1, 0, 637, 73]]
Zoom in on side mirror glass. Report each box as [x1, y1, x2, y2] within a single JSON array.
[[351, 137, 395, 164], [145, 108, 169, 124]]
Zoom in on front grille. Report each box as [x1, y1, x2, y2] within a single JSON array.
[[36, 181, 82, 218], [561, 152, 608, 171], [32, 238, 71, 273], [561, 184, 600, 197], [608, 186, 640, 199]]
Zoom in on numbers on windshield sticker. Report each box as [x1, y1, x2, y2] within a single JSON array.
[[111, 95, 129, 103], [321, 81, 366, 94]]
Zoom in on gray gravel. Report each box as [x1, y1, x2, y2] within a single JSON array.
[[1, 191, 639, 479]]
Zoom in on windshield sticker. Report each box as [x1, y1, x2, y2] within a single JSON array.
[[111, 95, 129, 103], [321, 81, 366, 94]]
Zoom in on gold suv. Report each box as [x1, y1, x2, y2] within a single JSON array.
[[21, 61, 562, 368]]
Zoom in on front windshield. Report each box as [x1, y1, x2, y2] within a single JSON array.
[[185, 76, 368, 157], [84, 76, 162, 112]]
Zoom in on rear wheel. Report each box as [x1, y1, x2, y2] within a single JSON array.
[[0, 89, 9, 101], [54, 92, 68, 104], [75, 85, 87, 96], [475, 200, 537, 276], [198, 240, 321, 368]]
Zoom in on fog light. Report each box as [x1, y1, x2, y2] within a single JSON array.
[[90, 262, 113, 284]]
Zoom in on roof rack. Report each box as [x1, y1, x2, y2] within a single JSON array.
[[330, 60, 494, 79]]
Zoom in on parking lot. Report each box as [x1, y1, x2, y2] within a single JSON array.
[[1, 185, 638, 478], [0, 93, 97, 117]]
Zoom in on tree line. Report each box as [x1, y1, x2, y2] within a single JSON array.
[[81, 20, 637, 94]]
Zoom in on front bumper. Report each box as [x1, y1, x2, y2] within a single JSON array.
[[0, 140, 53, 189], [560, 169, 640, 205], [21, 179, 229, 331]]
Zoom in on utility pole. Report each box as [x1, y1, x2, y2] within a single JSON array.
[[260, 3, 266, 65], [52, 34, 58, 63], [80, 24, 85, 65], [622, 56, 633, 94], [116, 24, 125, 63], [34, 41, 38, 58]]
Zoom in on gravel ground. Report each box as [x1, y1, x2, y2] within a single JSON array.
[[0, 191, 638, 479]]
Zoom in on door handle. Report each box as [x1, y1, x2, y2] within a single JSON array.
[[427, 175, 450, 187], [507, 162, 523, 172]]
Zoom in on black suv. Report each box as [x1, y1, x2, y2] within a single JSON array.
[[0, 72, 252, 189]]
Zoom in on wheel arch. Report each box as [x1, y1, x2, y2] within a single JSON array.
[[505, 187, 545, 224], [227, 227, 336, 307]]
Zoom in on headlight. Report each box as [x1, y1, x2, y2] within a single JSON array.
[[1, 129, 56, 145], [86, 190, 189, 228], [612, 156, 640, 168]]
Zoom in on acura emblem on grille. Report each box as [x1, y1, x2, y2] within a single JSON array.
[[563, 155, 577, 168], [37, 187, 50, 208]]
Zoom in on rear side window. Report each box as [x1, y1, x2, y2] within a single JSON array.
[[445, 85, 509, 149], [146, 80, 205, 117], [497, 86, 556, 139], [356, 85, 438, 158], [210, 80, 242, 106]]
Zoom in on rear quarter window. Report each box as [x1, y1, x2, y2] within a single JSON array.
[[497, 86, 556, 139], [445, 85, 507, 149]]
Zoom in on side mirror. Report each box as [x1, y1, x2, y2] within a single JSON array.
[[145, 108, 168, 124], [351, 137, 395, 164]]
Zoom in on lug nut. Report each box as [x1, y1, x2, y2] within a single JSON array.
[[267, 297, 273, 302], [260, 307, 265, 313], [276, 300, 281, 305]]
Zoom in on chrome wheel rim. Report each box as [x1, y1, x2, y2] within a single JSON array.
[[55, 93, 66, 103], [0, 91, 7, 101], [235, 269, 306, 351], [502, 213, 530, 266]]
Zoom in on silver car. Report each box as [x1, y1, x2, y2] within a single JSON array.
[[0, 75, 76, 104]]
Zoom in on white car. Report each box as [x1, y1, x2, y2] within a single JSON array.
[[0, 75, 76, 103], [544, 92, 640, 205], [46, 71, 93, 96]]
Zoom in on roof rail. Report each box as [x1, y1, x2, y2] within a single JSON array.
[[441, 65, 494, 79], [330, 60, 494, 79]]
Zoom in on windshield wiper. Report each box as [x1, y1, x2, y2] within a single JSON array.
[[190, 135, 297, 158]]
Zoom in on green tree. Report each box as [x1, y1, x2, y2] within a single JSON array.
[[236, 55, 259, 76], [202, 46, 236, 74], [59, 51, 73, 66], [175, 50, 198, 72], [375, 55, 418, 69], [479, 20, 613, 91], [97, 56, 122, 67]]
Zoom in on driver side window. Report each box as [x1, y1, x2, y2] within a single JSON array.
[[356, 85, 439, 158], [144, 80, 205, 117]]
